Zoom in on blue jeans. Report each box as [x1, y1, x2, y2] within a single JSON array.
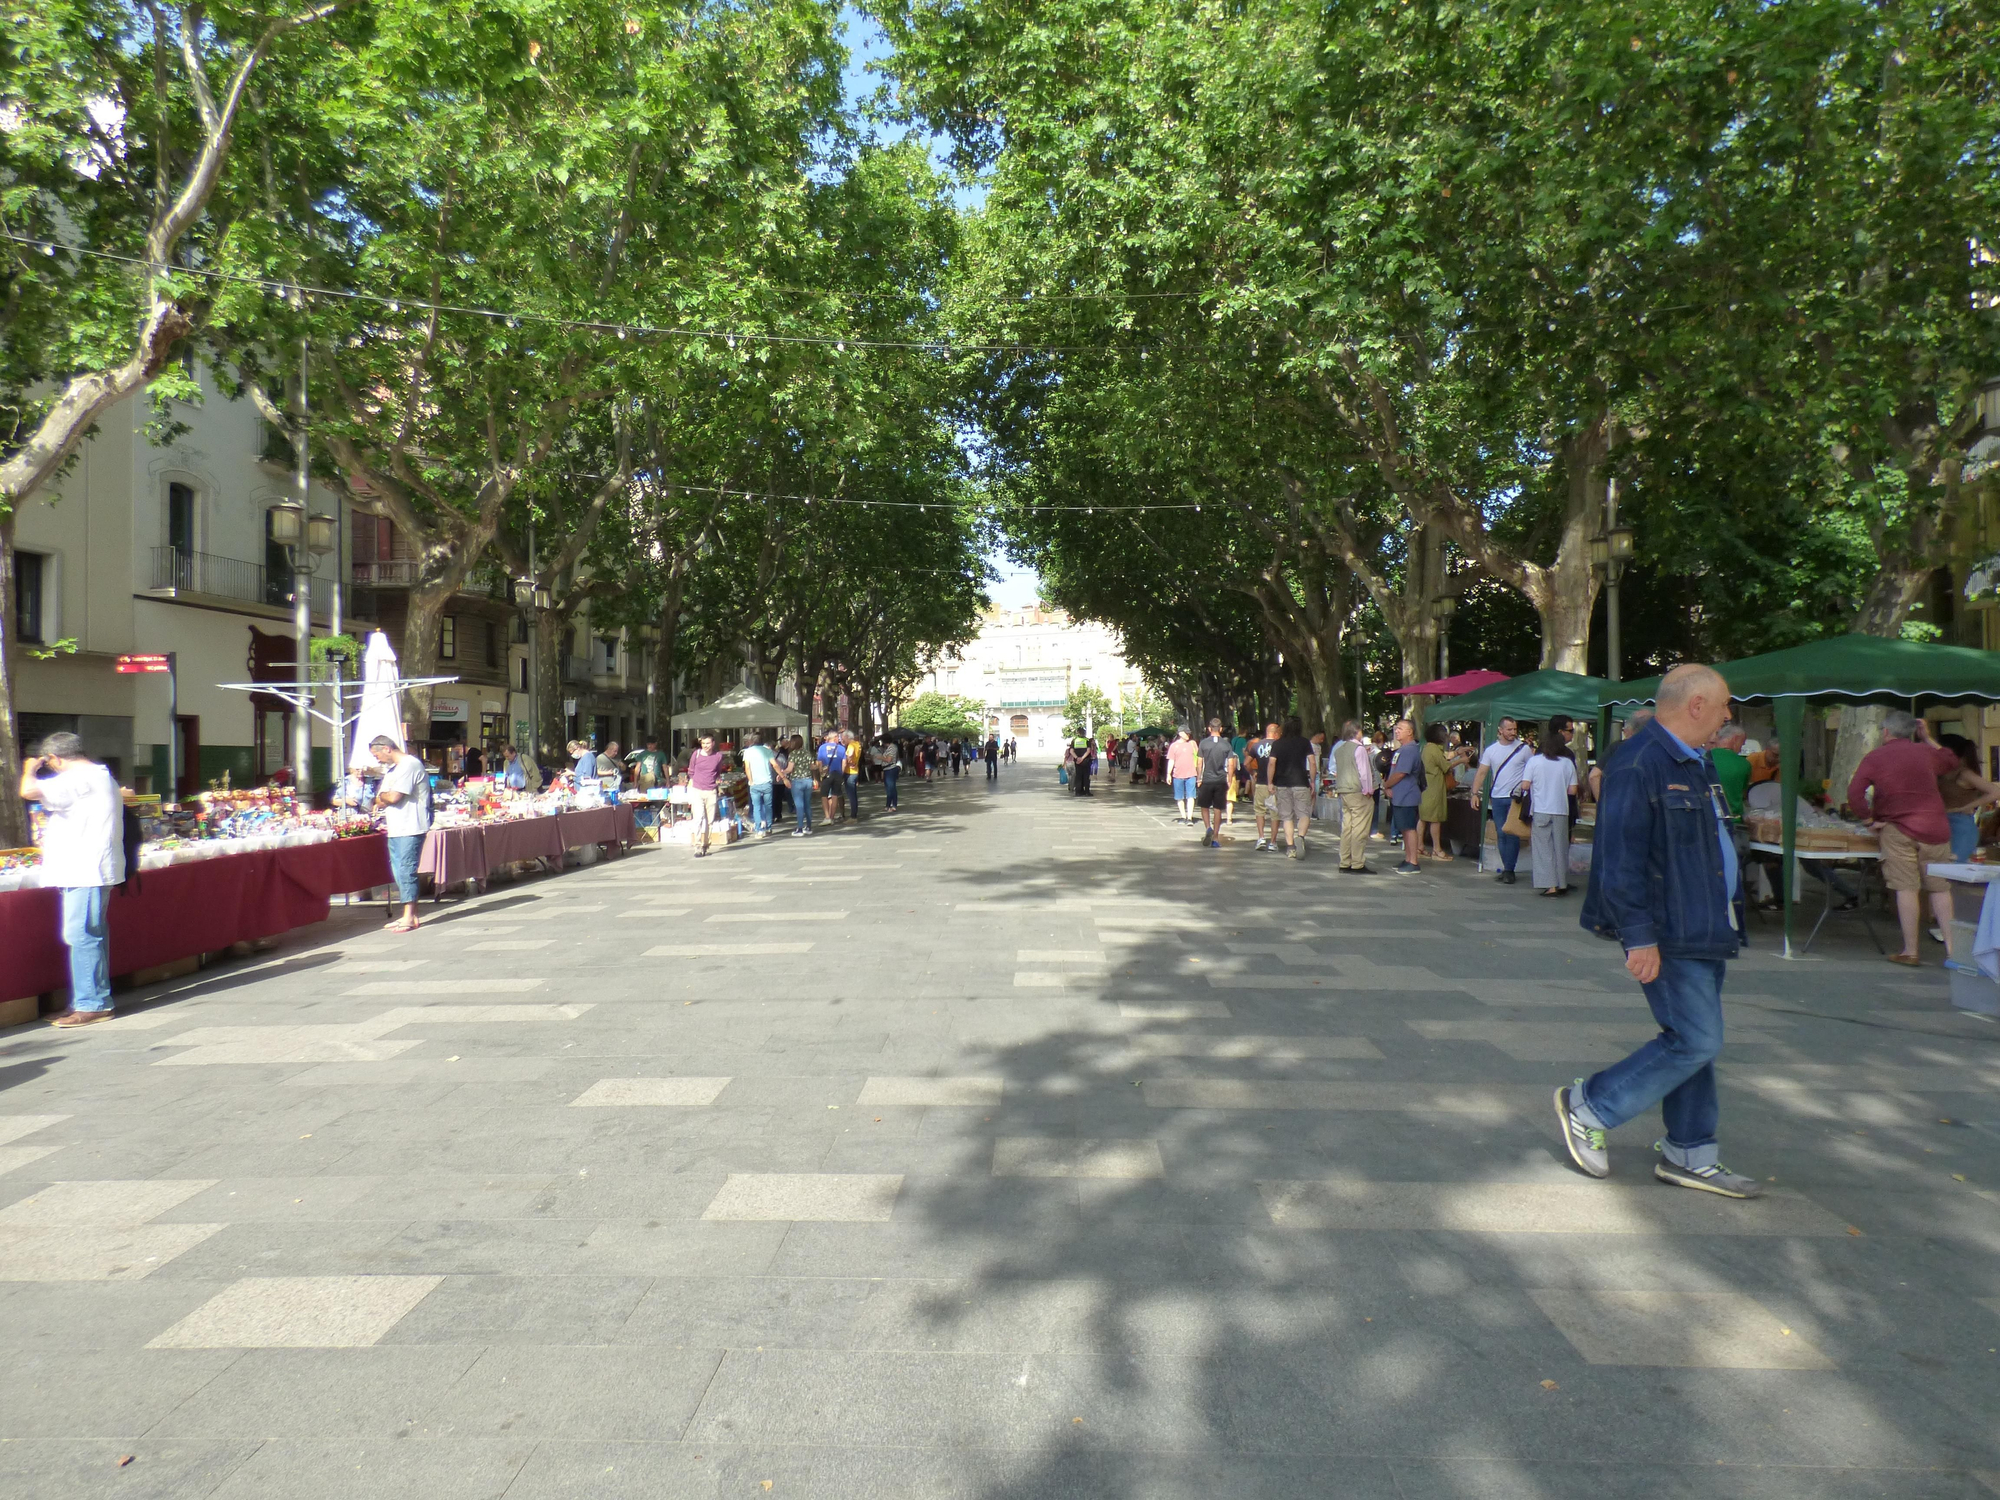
[[1949, 810, 1979, 861], [749, 783, 773, 833], [986, 756, 996, 780], [844, 773, 860, 818], [61, 885, 112, 1012], [388, 833, 424, 904], [1577, 956, 1726, 1168], [791, 779, 814, 831], [1488, 796, 1521, 873], [883, 766, 899, 808]]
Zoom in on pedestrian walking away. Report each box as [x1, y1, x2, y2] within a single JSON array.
[[18, 731, 126, 1024], [985, 733, 1000, 781], [1471, 717, 1531, 884], [686, 733, 728, 856], [1166, 728, 1198, 822], [816, 732, 846, 825], [1564, 663, 1762, 1199], [1526, 725, 1578, 895], [368, 734, 435, 930], [1384, 719, 1424, 873], [1330, 720, 1376, 873], [1194, 718, 1237, 848], [1267, 717, 1315, 859], [779, 736, 817, 835], [741, 731, 777, 837], [1246, 722, 1278, 850]]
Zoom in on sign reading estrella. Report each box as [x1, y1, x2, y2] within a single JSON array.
[[115, 654, 173, 674]]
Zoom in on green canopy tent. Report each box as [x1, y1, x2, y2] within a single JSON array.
[[1601, 635, 2000, 957], [1434, 668, 1615, 727]]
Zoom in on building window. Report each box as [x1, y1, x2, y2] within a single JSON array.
[[15, 551, 46, 644], [168, 481, 196, 557], [600, 636, 616, 670], [439, 615, 456, 659], [518, 656, 530, 691]]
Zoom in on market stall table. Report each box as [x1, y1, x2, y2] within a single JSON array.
[[1748, 842, 1883, 955], [0, 834, 390, 1008]]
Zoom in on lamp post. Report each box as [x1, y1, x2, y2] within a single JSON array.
[[1589, 479, 1637, 683], [267, 500, 336, 795], [1432, 594, 1457, 679]]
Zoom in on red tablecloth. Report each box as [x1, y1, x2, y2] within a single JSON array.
[[0, 835, 390, 1005], [419, 823, 491, 890]]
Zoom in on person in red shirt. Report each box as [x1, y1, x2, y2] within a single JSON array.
[[1847, 711, 1960, 965]]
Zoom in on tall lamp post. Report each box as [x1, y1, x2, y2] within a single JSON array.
[[267, 500, 336, 795], [1588, 479, 1637, 683], [1432, 594, 1457, 680]]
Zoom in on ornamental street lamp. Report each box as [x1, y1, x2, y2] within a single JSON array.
[[1591, 479, 1637, 683], [267, 500, 337, 795], [1432, 594, 1457, 679]]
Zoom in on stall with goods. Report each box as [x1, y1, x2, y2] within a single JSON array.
[[1606, 634, 2000, 971]]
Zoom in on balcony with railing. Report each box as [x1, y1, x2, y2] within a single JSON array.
[[350, 558, 519, 601], [149, 546, 334, 615]]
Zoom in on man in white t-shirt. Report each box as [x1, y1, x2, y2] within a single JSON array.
[[19, 732, 125, 1025], [1471, 717, 1533, 886], [370, 735, 433, 932], [741, 732, 777, 837]]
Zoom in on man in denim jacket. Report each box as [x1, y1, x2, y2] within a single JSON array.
[[1561, 664, 1762, 1198]]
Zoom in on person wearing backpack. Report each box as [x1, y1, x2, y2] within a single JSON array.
[[1471, 716, 1532, 886], [18, 731, 125, 1026]]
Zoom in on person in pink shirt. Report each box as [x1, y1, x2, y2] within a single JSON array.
[[685, 733, 727, 858], [1847, 711, 1960, 965], [1165, 728, 1199, 823]]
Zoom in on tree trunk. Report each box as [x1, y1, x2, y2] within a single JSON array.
[[649, 582, 682, 750], [1851, 563, 1931, 639], [397, 579, 455, 741], [0, 512, 28, 845], [534, 607, 572, 763]]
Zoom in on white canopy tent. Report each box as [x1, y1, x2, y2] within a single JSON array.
[[671, 685, 809, 731]]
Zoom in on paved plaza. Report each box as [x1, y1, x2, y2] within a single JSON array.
[[4, 768, 2000, 1499]]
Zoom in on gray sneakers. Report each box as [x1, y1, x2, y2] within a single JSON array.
[[1555, 1082, 1609, 1178], [1652, 1147, 1764, 1198]]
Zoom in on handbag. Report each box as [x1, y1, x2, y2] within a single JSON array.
[[1058, 763, 1070, 785], [1503, 785, 1533, 839]]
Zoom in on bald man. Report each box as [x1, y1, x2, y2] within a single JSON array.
[[1564, 664, 1761, 1198]]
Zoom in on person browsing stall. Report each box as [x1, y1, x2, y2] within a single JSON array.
[[18, 732, 125, 1025], [370, 735, 433, 933]]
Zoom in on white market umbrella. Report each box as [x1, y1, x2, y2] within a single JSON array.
[[671, 684, 809, 731], [348, 630, 406, 771]]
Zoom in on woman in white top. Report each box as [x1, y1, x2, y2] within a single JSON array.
[[1526, 728, 1579, 896]]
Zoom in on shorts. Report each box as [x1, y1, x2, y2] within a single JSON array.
[[1171, 776, 1196, 799], [1878, 823, 1949, 892], [1271, 785, 1313, 824], [1251, 784, 1273, 814], [1389, 803, 1420, 835], [1195, 779, 1229, 810]]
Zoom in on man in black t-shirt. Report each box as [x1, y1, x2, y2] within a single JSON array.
[[1266, 717, 1315, 860], [1194, 717, 1238, 849]]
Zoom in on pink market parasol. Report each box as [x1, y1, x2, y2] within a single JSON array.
[[1384, 668, 1510, 697]]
